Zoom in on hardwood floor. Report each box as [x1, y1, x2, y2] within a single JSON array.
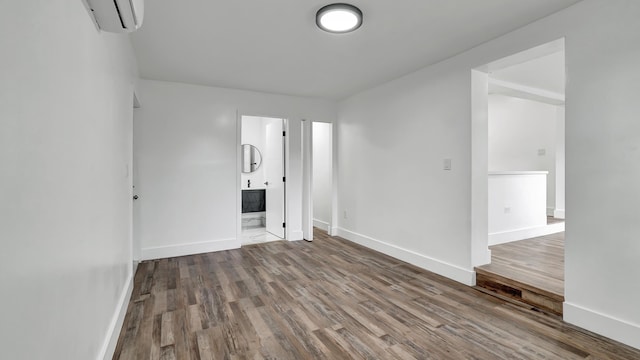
[[476, 232, 564, 315], [547, 216, 565, 225], [113, 229, 640, 359]]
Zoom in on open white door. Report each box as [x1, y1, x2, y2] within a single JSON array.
[[265, 118, 285, 238]]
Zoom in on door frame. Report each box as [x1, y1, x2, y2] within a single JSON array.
[[302, 120, 313, 240], [131, 89, 141, 269], [470, 38, 565, 269], [236, 113, 289, 242]]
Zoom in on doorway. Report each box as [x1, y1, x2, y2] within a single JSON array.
[[240, 115, 286, 245], [472, 39, 567, 315], [301, 121, 335, 241]]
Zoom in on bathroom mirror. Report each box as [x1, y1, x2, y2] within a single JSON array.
[[242, 144, 262, 173]]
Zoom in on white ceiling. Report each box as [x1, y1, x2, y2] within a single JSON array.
[[131, 0, 581, 100]]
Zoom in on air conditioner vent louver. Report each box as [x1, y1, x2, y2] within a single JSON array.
[[112, 0, 127, 29], [85, 0, 144, 33]]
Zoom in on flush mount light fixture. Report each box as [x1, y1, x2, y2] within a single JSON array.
[[316, 3, 363, 33]]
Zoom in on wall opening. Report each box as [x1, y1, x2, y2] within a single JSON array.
[[472, 39, 566, 292], [239, 115, 287, 245]]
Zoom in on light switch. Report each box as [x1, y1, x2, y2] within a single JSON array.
[[443, 159, 452, 170], [538, 149, 546, 156]]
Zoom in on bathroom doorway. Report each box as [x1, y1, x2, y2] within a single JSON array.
[[240, 115, 286, 245]]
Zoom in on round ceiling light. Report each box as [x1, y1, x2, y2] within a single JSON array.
[[316, 3, 363, 33]]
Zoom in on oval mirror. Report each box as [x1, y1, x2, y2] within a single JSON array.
[[242, 144, 262, 173]]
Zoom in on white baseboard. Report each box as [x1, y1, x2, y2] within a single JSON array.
[[329, 227, 339, 236], [141, 238, 240, 260], [554, 209, 565, 219], [489, 222, 565, 246], [97, 270, 134, 360], [564, 302, 640, 350], [547, 207, 555, 217], [336, 228, 475, 286], [313, 219, 330, 232]]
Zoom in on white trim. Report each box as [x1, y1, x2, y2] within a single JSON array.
[[302, 120, 313, 241], [547, 207, 555, 217], [470, 69, 491, 268], [329, 227, 339, 236], [288, 230, 304, 241], [564, 302, 640, 350], [337, 228, 475, 286], [330, 122, 339, 243], [313, 219, 331, 232], [554, 209, 565, 219], [488, 171, 549, 175], [488, 78, 565, 105], [236, 112, 243, 252], [97, 271, 134, 360], [141, 238, 240, 260], [283, 118, 291, 242], [489, 222, 564, 246]]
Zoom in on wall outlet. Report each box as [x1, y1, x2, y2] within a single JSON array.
[[538, 148, 546, 156], [443, 158, 452, 170], [504, 206, 511, 214], [343, 210, 348, 219]]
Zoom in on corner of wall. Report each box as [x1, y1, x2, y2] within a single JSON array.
[[97, 270, 134, 360]]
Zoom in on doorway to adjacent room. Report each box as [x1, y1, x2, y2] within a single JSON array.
[[239, 115, 286, 245]]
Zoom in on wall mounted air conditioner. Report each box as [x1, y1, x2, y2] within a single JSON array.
[[84, 0, 144, 33]]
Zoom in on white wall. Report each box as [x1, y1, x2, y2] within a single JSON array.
[[488, 94, 559, 213], [561, 1, 640, 348], [241, 116, 266, 190], [312, 122, 333, 230], [135, 80, 336, 258], [338, 0, 640, 348], [338, 63, 474, 284], [0, 1, 138, 359], [488, 172, 548, 245]]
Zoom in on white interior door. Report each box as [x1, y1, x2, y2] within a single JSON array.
[[265, 118, 285, 238]]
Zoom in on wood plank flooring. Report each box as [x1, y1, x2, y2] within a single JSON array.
[[476, 232, 564, 315], [113, 229, 640, 359]]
